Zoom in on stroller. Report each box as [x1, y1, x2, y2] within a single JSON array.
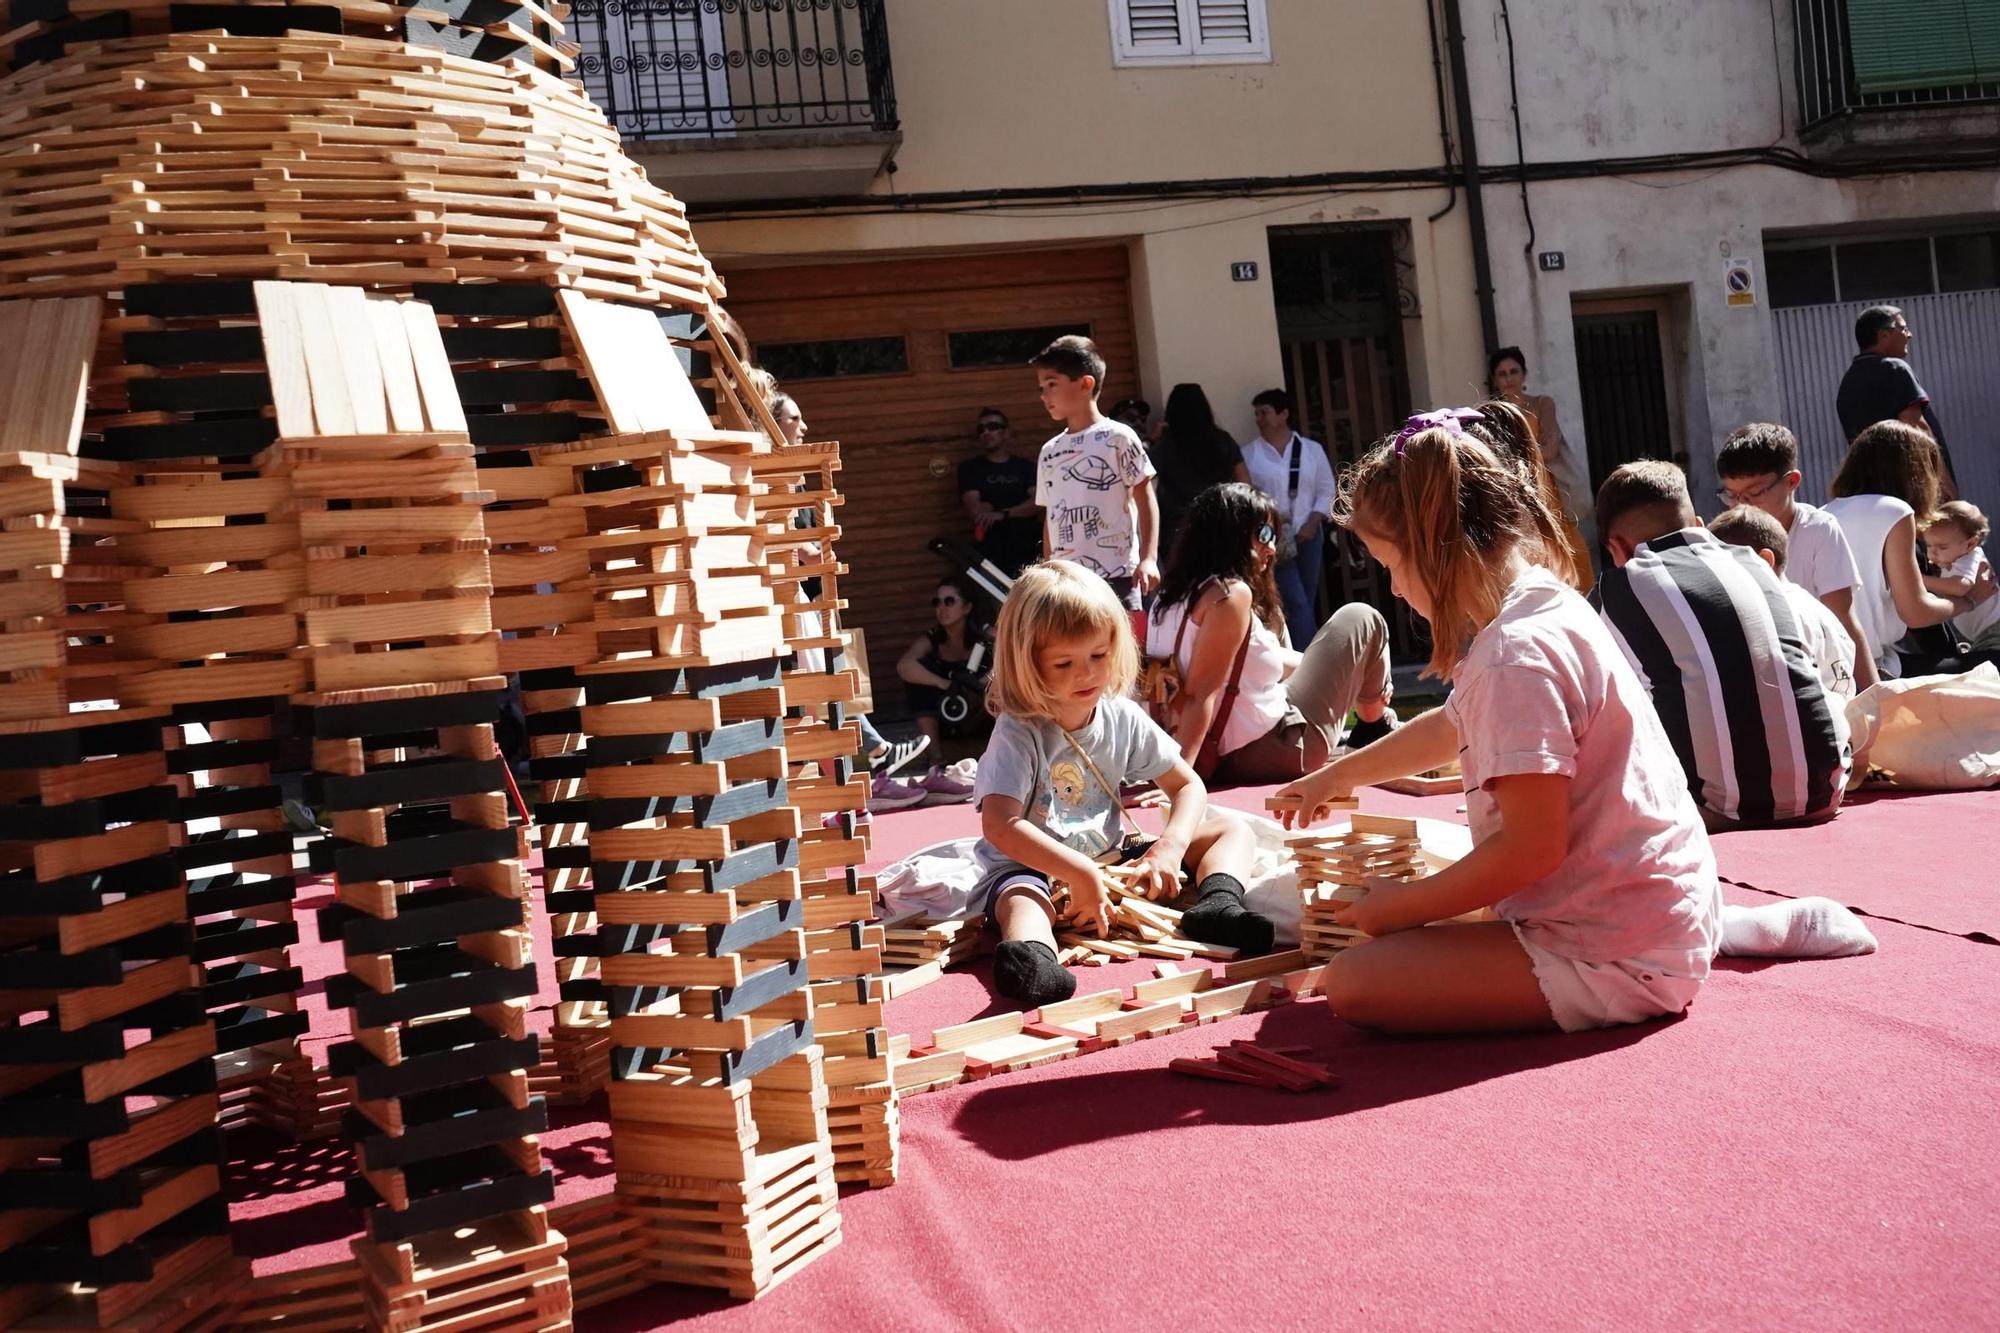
[[926, 535, 1012, 732]]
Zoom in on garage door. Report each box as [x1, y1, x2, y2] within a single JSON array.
[[721, 246, 1140, 717]]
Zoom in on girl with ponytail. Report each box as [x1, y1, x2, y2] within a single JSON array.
[[1274, 405, 1720, 1038]]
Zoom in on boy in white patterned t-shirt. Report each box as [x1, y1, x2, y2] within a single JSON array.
[[1030, 335, 1158, 612]]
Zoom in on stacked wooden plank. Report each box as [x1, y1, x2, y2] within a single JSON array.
[[0, 298, 242, 1330], [1053, 865, 1240, 965], [1290, 813, 1426, 960], [0, 34, 716, 307], [241, 280, 562, 1329], [100, 282, 319, 1132]]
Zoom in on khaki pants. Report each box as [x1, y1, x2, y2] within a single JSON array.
[[1211, 602, 1392, 787]]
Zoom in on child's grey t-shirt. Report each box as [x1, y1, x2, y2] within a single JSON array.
[[971, 696, 1178, 879]]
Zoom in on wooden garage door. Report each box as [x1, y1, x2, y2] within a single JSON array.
[[721, 246, 1139, 717]]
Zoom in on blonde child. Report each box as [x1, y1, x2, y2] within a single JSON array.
[[1275, 406, 1725, 1035], [972, 561, 1271, 1007], [1921, 500, 2000, 647]]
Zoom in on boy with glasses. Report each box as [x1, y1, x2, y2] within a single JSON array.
[[1714, 423, 1878, 690], [958, 407, 1040, 575]]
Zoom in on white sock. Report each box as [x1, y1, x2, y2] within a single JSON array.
[[1719, 898, 1878, 959]]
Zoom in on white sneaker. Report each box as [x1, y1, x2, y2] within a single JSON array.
[[873, 734, 932, 778]]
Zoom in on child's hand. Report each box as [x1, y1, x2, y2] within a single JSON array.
[[1060, 865, 1110, 936], [1134, 557, 1160, 595], [1130, 839, 1184, 900], [1329, 876, 1429, 936], [1274, 763, 1353, 829]]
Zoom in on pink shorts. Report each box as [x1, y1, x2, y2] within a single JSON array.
[[1512, 926, 1708, 1032]]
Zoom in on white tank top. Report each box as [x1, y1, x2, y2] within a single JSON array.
[[1145, 580, 1289, 756], [1823, 493, 1914, 677]]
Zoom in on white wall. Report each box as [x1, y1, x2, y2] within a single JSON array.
[[1455, 0, 2000, 505]]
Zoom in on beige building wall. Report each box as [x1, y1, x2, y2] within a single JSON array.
[[686, 0, 1488, 439]]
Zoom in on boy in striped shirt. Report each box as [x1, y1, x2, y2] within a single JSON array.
[[1592, 461, 1848, 830]]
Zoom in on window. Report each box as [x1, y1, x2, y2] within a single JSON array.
[[1936, 232, 2000, 292], [947, 324, 1091, 370], [1835, 238, 1934, 303], [1109, 0, 1269, 67], [755, 336, 909, 382], [1765, 227, 2000, 308], [1766, 247, 1837, 308]]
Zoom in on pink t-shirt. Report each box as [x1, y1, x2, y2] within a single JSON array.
[[1445, 567, 1721, 965]]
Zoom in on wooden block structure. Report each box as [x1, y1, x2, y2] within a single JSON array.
[[0, 302, 242, 1329], [0, 7, 873, 1320], [1289, 814, 1427, 960]]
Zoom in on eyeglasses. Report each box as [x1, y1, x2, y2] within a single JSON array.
[[933, 595, 961, 607], [1716, 475, 1783, 505], [1256, 523, 1277, 545], [978, 422, 1007, 433]]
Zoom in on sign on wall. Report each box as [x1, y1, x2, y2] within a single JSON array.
[[1724, 257, 1757, 307]]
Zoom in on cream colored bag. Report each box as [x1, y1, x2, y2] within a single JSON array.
[[1845, 662, 2000, 790]]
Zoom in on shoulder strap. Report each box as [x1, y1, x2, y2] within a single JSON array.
[[1287, 433, 1302, 499], [1061, 727, 1139, 847], [1168, 575, 1220, 662]]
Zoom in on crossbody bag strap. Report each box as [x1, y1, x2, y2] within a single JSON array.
[[1287, 433, 1301, 499], [1194, 581, 1257, 779], [1060, 728, 1140, 850]]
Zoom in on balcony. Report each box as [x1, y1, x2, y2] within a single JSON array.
[[1794, 0, 2000, 161], [569, 0, 900, 205]]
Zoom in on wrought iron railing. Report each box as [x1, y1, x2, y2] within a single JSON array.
[[1794, 0, 2000, 130], [569, 0, 897, 140]]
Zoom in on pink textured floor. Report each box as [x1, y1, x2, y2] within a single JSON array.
[[227, 781, 2000, 1328]]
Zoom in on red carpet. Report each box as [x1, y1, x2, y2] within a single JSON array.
[[226, 781, 2000, 1328], [1711, 786, 2000, 940]]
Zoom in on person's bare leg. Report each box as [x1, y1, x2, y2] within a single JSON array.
[[1183, 807, 1255, 881], [991, 884, 1073, 1006], [1319, 921, 1555, 1036]]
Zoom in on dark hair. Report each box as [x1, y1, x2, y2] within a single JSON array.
[[1155, 482, 1284, 635], [1161, 383, 1237, 479], [1029, 334, 1106, 387], [1595, 460, 1695, 543], [1251, 387, 1293, 418], [933, 574, 987, 633], [1829, 419, 1941, 516], [1109, 397, 1150, 423], [1710, 505, 1790, 572], [975, 406, 1008, 428], [1854, 305, 1903, 351], [1716, 422, 1799, 479], [1486, 345, 1527, 388]]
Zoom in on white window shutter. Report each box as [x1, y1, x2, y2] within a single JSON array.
[[1192, 0, 1267, 56], [1111, 0, 1191, 61]]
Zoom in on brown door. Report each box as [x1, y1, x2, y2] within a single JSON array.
[[721, 246, 1140, 715]]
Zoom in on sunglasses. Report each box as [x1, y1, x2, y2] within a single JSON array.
[[933, 595, 961, 606], [1256, 523, 1277, 545], [978, 422, 1007, 433]]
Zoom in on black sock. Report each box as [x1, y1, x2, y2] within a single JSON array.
[[1179, 873, 1275, 955], [992, 940, 1076, 1008]]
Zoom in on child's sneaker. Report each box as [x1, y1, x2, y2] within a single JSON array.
[[916, 764, 975, 805], [869, 771, 930, 812], [870, 734, 932, 778], [1344, 706, 1400, 750]]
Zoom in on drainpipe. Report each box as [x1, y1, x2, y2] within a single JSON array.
[[1440, 0, 1499, 354]]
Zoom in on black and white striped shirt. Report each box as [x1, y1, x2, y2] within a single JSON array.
[[1594, 528, 1848, 825]]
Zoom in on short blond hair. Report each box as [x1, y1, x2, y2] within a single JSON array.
[[986, 561, 1137, 721], [1925, 499, 1991, 546]]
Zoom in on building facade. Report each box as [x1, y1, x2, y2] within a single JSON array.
[[577, 0, 1491, 694], [1456, 0, 2000, 512]]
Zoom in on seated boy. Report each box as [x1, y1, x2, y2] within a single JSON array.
[[1030, 335, 1159, 612], [1921, 500, 2000, 649], [1593, 461, 1848, 830], [1715, 423, 1878, 690], [1709, 505, 1858, 707]]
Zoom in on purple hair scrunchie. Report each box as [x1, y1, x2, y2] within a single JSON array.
[[1392, 407, 1485, 455]]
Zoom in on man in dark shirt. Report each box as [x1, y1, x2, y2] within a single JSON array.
[[957, 407, 1040, 575], [1835, 305, 1957, 489]]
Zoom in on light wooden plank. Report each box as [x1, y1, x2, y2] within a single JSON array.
[[327, 285, 388, 435], [367, 294, 426, 432], [254, 281, 316, 439], [289, 283, 355, 435], [401, 298, 467, 432]]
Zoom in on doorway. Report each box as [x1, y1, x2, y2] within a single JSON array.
[[1570, 293, 1688, 489], [1265, 224, 1418, 655]]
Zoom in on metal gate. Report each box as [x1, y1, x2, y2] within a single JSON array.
[[1772, 289, 2000, 519], [1573, 311, 1675, 489]]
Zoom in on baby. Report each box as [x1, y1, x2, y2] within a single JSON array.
[[1921, 501, 1999, 647]]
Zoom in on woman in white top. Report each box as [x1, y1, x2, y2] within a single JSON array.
[[1823, 421, 1992, 678], [1145, 482, 1395, 785]]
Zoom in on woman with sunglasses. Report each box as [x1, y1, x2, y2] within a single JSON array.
[[1145, 483, 1397, 786], [897, 575, 994, 749]]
